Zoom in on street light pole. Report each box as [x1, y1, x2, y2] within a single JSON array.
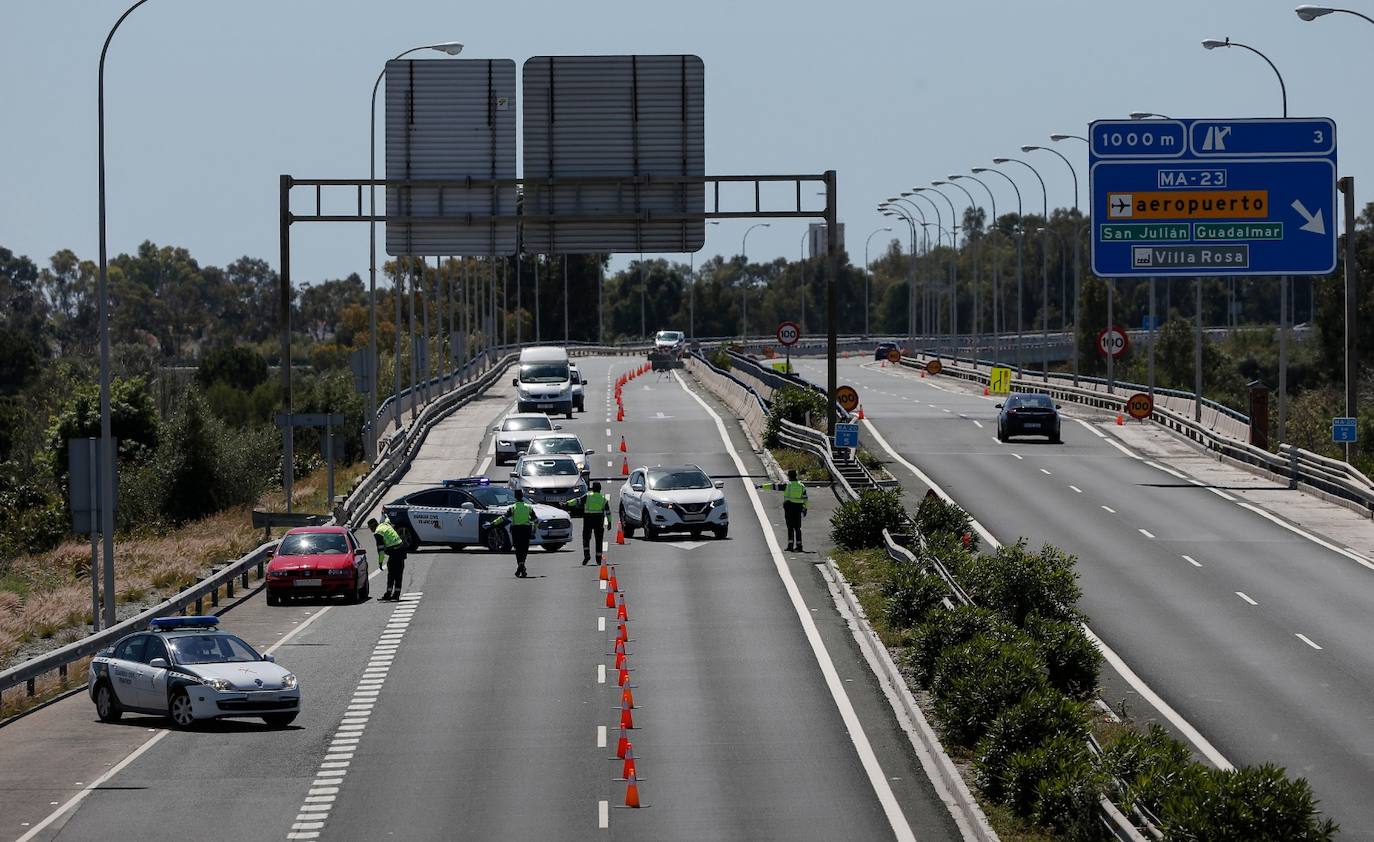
[[864, 226, 893, 337], [974, 167, 1024, 372], [923, 186, 961, 359], [370, 42, 463, 451], [953, 174, 998, 352], [741, 223, 770, 338], [1202, 37, 1288, 117], [880, 207, 918, 343], [1049, 133, 1089, 386], [904, 192, 944, 338], [96, 0, 152, 628], [887, 197, 929, 343], [799, 228, 810, 334], [994, 157, 1049, 381], [939, 180, 980, 359]]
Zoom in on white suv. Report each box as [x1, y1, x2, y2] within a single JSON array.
[[618, 464, 729, 540]]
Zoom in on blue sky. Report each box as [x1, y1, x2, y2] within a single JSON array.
[[3, 0, 1369, 284]]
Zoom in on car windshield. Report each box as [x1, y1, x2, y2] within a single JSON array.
[[278, 533, 348, 555], [655, 331, 683, 343], [648, 469, 712, 490], [522, 459, 578, 477], [503, 416, 554, 432], [167, 633, 261, 665], [519, 362, 569, 384], [530, 437, 582, 455], [471, 486, 516, 507], [1014, 395, 1055, 409]]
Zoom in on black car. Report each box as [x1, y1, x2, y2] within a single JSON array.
[[874, 342, 899, 361], [996, 393, 1062, 443]]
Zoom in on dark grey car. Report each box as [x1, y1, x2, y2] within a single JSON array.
[[996, 393, 1062, 443]]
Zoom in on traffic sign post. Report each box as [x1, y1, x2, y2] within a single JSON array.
[[988, 366, 1011, 396], [925, 358, 942, 376], [1090, 118, 1337, 278], [1096, 326, 1129, 359], [1332, 416, 1357, 443], [777, 321, 800, 375], [1126, 392, 1154, 421], [835, 385, 859, 414], [834, 422, 859, 449]]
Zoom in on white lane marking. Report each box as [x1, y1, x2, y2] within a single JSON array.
[[1182, 555, 1203, 568], [675, 371, 917, 841], [990, 436, 1001, 445], [1235, 501, 1374, 574], [1296, 633, 1323, 650], [1139, 528, 1156, 539], [1039, 468, 1052, 476], [941, 408, 952, 414], [1073, 417, 1107, 439], [597, 725, 607, 748], [597, 664, 606, 684], [1011, 453, 1023, 461], [606, 428, 612, 437], [1069, 485, 1083, 494], [1147, 461, 1187, 480], [606, 443, 612, 453], [862, 411, 1233, 771], [597, 615, 605, 631], [17, 585, 339, 842], [309, 788, 341, 796], [475, 454, 492, 476], [972, 420, 983, 429], [598, 800, 610, 829], [1236, 592, 1258, 606], [305, 795, 337, 803], [1101, 506, 1116, 514], [1105, 438, 1142, 460]]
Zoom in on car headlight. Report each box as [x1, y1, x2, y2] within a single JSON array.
[[204, 677, 233, 692], [281, 673, 298, 690]]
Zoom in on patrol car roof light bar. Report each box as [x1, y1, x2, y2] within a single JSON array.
[[281, 171, 842, 437]]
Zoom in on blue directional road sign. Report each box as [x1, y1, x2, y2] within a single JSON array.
[[1332, 417, 1357, 443], [834, 423, 860, 449], [1090, 118, 1336, 277]]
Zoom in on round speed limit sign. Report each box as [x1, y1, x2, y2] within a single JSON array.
[[1096, 326, 1130, 359], [835, 385, 860, 412], [776, 321, 801, 347], [1126, 392, 1154, 420]]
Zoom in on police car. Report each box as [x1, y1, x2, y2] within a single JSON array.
[[89, 616, 299, 728], [382, 477, 573, 553]]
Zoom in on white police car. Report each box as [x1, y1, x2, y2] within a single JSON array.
[[88, 616, 300, 728], [382, 477, 574, 552]]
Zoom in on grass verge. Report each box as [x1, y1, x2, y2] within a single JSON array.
[[769, 447, 830, 482]]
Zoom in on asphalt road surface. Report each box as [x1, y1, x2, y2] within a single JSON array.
[[3, 356, 961, 842], [797, 354, 1374, 832]]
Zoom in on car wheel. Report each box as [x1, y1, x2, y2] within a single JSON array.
[[449, 543, 467, 552], [400, 526, 419, 552], [347, 581, 361, 604], [168, 689, 196, 728], [95, 682, 122, 723], [485, 527, 511, 552], [690, 529, 703, 539], [1050, 430, 1061, 444], [263, 713, 298, 728], [542, 542, 565, 552], [619, 505, 635, 539], [566, 408, 574, 420], [266, 590, 280, 607], [361, 576, 370, 599], [644, 523, 659, 540], [712, 526, 729, 540], [996, 426, 1007, 442]]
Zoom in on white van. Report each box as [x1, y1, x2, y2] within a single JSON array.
[[514, 346, 574, 418]]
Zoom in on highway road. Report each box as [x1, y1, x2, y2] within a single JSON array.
[[796, 354, 1374, 832], [2, 356, 961, 842]]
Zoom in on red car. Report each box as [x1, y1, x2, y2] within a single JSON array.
[[266, 526, 371, 605]]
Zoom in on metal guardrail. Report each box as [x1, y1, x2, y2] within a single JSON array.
[[0, 542, 277, 708]]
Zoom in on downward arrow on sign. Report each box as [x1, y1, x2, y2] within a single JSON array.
[[1292, 200, 1326, 235]]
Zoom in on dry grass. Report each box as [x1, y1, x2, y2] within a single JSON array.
[[0, 461, 368, 666]]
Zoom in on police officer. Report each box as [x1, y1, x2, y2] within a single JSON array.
[[581, 481, 612, 565], [368, 516, 407, 600], [759, 469, 808, 552], [490, 489, 539, 578]]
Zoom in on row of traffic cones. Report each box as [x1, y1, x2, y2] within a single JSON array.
[[597, 559, 642, 810]]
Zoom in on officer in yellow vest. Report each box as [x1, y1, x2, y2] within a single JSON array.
[[581, 481, 612, 565], [759, 469, 808, 552], [490, 489, 539, 578], [368, 516, 407, 600]]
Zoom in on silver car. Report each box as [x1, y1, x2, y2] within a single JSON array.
[[493, 413, 560, 465], [569, 363, 588, 412], [510, 454, 588, 510], [527, 432, 595, 476]]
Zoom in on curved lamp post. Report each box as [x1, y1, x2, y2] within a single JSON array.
[[973, 166, 1026, 372], [1202, 37, 1287, 117], [1024, 142, 1084, 384], [953, 173, 1000, 341], [740, 223, 770, 337], [927, 183, 965, 356], [993, 157, 1051, 380], [881, 203, 923, 342], [864, 226, 893, 336]]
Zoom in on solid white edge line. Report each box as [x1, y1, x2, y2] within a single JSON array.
[[862, 410, 1235, 772], [1074, 417, 1108, 439], [1105, 438, 1141, 460], [674, 371, 917, 842], [18, 595, 339, 842], [1235, 501, 1374, 573]]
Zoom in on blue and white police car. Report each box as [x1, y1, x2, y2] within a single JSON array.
[[88, 616, 300, 728], [381, 476, 574, 553]]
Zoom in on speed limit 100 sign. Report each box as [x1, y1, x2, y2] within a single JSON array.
[[1096, 326, 1129, 359], [1126, 392, 1154, 420], [776, 321, 801, 347]]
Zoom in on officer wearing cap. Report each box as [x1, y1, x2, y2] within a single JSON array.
[[581, 481, 612, 565], [490, 489, 539, 578]]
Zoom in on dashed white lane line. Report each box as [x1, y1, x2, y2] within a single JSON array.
[[1069, 485, 1083, 494], [1101, 505, 1117, 514], [1139, 528, 1156, 539], [597, 615, 606, 632], [1296, 633, 1323, 651], [1182, 554, 1203, 568], [598, 800, 610, 829], [1236, 592, 1258, 606], [972, 420, 983, 428], [283, 594, 422, 840], [597, 725, 607, 748], [597, 664, 606, 684], [1011, 453, 1023, 461], [1039, 468, 1052, 475]]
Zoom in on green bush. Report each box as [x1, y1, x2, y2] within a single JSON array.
[[1101, 724, 1194, 813], [707, 348, 732, 371], [1006, 734, 1108, 840], [46, 376, 159, 479], [764, 384, 830, 445], [197, 346, 268, 391], [1157, 763, 1337, 841], [955, 540, 1081, 625], [914, 493, 979, 552], [829, 488, 908, 550], [975, 688, 1089, 802], [931, 634, 1048, 748], [0, 463, 67, 558], [881, 561, 950, 631], [1024, 615, 1101, 699], [906, 605, 1018, 685]]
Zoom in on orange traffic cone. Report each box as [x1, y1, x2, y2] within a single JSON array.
[[615, 525, 625, 544], [983, 386, 990, 396], [616, 728, 631, 759], [619, 706, 635, 730], [619, 436, 627, 452], [616, 407, 624, 422], [621, 457, 629, 476], [621, 685, 636, 709], [857, 405, 865, 420], [614, 650, 628, 670], [616, 623, 629, 644], [1116, 414, 1124, 426], [618, 666, 632, 687], [608, 573, 620, 593], [617, 595, 628, 622], [612, 637, 626, 656], [880, 359, 886, 368], [624, 772, 641, 808], [599, 563, 609, 581], [620, 742, 638, 781], [605, 588, 617, 608]]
